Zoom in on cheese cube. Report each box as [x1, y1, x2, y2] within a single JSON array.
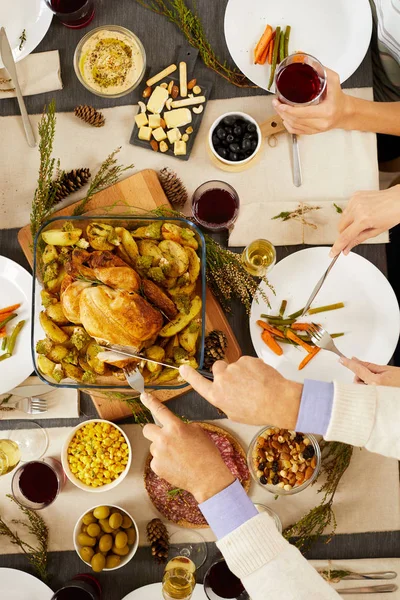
[[174, 140, 187, 156], [152, 127, 167, 142], [135, 112, 148, 128], [147, 86, 169, 114], [148, 114, 161, 128], [138, 126, 152, 141], [167, 128, 182, 144], [164, 108, 192, 129]]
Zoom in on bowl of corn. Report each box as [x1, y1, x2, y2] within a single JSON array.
[[61, 419, 132, 492]]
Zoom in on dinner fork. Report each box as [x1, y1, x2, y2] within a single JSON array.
[[1, 396, 48, 415], [123, 364, 164, 426], [308, 323, 347, 360]]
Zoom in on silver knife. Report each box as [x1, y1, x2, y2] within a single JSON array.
[[339, 584, 397, 594], [341, 572, 397, 581], [98, 343, 214, 380], [0, 27, 36, 147], [291, 134, 302, 187], [301, 254, 340, 316]]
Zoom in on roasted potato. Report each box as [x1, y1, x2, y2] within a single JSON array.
[[151, 367, 179, 384], [46, 302, 69, 324], [159, 240, 189, 277], [161, 223, 198, 250], [179, 321, 201, 355], [47, 345, 69, 363], [86, 223, 115, 251], [116, 245, 133, 266], [39, 311, 69, 344], [145, 345, 165, 373], [42, 244, 58, 265], [159, 296, 202, 337], [173, 347, 199, 369], [115, 228, 139, 263], [169, 282, 196, 298], [185, 247, 200, 283], [37, 355, 56, 377], [164, 334, 180, 359], [46, 266, 66, 294], [40, 289, 58, 308], [138, 240, 163, 266], [42, 229, 82, 247], [87, 342, 106, 375], [62, 361, 85, 382], [131, 222, 162, 240]]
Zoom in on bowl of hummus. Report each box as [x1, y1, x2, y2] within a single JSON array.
[[74, 25, 146, 97]]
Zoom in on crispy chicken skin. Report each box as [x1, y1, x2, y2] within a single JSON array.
[[79, 286, 163, 349], [141, 279, 178, 320], [65, 249, 141, 292], [61, 280, 92, 324]]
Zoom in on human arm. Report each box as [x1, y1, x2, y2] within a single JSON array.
[[179, 357, 400, 459], [140, 393, 339, 600], [272, 68, 400, 136], [329, 186, 400, 256]]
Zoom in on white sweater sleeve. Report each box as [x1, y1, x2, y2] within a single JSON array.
[[325, 383, 400, 459], [217, 513, 340, 599]]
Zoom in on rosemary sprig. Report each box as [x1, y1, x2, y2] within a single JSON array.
[[19, 29, 27, 51], [318, 564, 353, 583], [283, 442, 353, 551], [0, 394, 15, 412], [0, 495, 49, 582], [102, 391, 152, 425], [333, 203, 343, 214], [73, 148, 134, 216], [272, 204, 321, 229], [167, 488, 183, 498], [135, 0, 255, 88]]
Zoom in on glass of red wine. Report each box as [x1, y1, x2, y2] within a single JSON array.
[[51, 575, 101, 600], [203, 558, 249, 600], [44, 0, 95, 29], [275, 53, 327, 106], [11, 457, 66, 509], [192, 181, 240, 232]]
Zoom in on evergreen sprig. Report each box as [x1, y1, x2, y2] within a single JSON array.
[[135, 0, 256, 88], [272, 204, 321, 229], [0, 495, 49, 582], [102, 391, 153, 425]]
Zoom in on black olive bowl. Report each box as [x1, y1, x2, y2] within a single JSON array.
[[209, 111, 262, 166]]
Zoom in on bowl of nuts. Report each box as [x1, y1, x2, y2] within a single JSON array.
[[61, 419, 131, 492], [248, 426, 321, 495], [74, 504, 139, 572]]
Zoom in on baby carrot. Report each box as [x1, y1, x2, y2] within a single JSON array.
[[291, 323, 311, 331], [254, 25, 273, 64], [257, 320, 285, 338], [257, 42, 270, 65], [298, 348, 320, 370], [261, 330, 283, 356], [286, 329, 314, 353], [0, 303, 20, 315]]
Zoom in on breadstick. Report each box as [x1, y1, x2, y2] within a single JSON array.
[[171, 96, 206, 108], [146, 64, 177, 87], [179, 61, 187, 97]]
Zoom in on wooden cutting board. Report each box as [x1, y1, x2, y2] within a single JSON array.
[[18, 169, 242, 421]]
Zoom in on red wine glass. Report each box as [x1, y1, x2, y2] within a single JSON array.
[[44, 0, 95, 29], [192, 181, 240, 232], [51, 575, 101, 600], [275, 53, 327, 107], [203, 558, 249, 600], [11, 457, 66, 509]]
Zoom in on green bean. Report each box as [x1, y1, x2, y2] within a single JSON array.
[[6, 320, 25, 355], [287, 308, 305, 320], [0, 353, 11, 362], [268, 26, 280, 90], [284, 25, 291, 58], [264, 316, 296, 326], [0, 313, 17, 331], [279, 300, 287, 317], [331, 333, 345, 339], [308, 303, 344, 315], [1, 337, 7, 351], [279, 30, 285, 63]]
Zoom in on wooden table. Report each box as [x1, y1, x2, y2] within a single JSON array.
[[0, 1, 399, 598]]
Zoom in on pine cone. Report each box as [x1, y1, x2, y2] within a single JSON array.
[[51, 168, 91, 203], [159, 167, 188, 208], [74, 104, 105, 127], [204, 330, 228, 371], [146, 518, 169, 564]]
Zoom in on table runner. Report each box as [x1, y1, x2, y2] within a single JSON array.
[[0, 421, 398, 555], [0, 89, 387, 248]]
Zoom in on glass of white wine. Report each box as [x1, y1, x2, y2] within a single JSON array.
[[0, 439, 21, 476], [241, 239, 276, 277], [162, 556, 196, 600]]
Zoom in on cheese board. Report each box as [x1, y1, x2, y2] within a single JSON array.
[[18, 169, 242, 421]]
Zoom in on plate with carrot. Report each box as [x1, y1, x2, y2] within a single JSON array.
[[250, 248, 400, 383], [0, 256, 32, 394], [224, 0, 373, 91]]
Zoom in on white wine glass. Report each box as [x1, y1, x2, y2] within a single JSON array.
[[162, 556, 196, 600], [8, 421, 49, 462], [168, 530, 207, 569]]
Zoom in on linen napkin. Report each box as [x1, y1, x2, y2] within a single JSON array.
[[0, 51, 62, 99], [0, 376, 79, 420]]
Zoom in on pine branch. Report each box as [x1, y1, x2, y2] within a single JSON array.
[[73, 148, 134, 216], [135, 0, 256, 88], [272, 204, 321, 229]]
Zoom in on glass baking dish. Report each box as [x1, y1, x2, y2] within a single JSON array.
[[32, 214, 206, 391]]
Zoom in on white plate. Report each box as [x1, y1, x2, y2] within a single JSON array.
[[224, 0, 372, 90], [250, 248, 400, 383], [122, 583, 207, 600], [0, 568, 53, 599], [0, 256, 33, 394], [0, 0, 53, 69]]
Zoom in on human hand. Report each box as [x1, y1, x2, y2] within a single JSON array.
[[330, 186, 400, 256], [179, 356, 302, 429], [141, 392, 235, 503], [340, 356, 400, 386], [272, 68, 353, 135]]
